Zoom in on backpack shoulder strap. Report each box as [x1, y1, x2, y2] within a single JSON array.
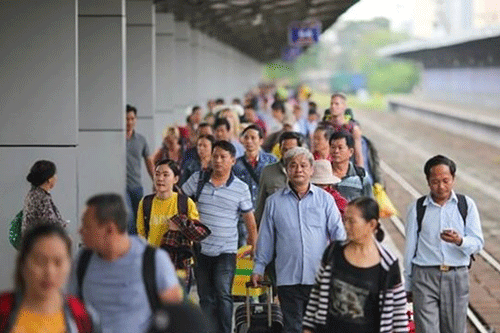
[[142, 194, 155, 238], [177, 193, 189, 216], [194, 170, 211, 202], [241, 158, 260, 184], [353, 164, 366, 183], [76, 250, 93, 301], [416, 196, 427, 235], [142, 245, 160, 312], [456, 194, 468, 226], [0, 292, 16, 333], [66, 296, 93, 333]]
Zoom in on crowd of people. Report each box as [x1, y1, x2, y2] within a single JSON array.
[[2, 85, 484, 333]]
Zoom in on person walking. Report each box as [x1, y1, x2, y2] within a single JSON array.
[[252, 147, 346, 333], [404, 155, 484, 333], [303, 197, 409, 333], [0, 224, 100, 332]]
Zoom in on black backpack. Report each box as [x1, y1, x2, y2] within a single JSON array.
[[142, 193, 189, 239], [76, 245, 161, 311], [415, 193, 474, 267]]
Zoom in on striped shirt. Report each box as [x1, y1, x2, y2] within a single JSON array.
[[303, 241, 409, 333], [182, 171, 253, 256]]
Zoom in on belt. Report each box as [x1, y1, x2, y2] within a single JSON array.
[[431, 265, 466, 272]]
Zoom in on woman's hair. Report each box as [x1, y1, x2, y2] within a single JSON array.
[[26, 160, 57, 187], [348, 197, 385, 242], [15, 224, 72, 292]]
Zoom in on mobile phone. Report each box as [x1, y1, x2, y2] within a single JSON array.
[[441, 228, 455, 235]]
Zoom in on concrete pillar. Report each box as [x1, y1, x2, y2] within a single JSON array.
[[174, 21, 193, 115], [155, 13, 176, 148], [78, 0, 127, 214], [126, 0, 156, 191], [190, 29, 201, 107], [0, 0, 78, 287]]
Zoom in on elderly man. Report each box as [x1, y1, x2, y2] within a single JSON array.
[[251, 147, 346, 333]]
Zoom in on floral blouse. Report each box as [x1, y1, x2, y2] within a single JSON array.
[[22, 186, 66, 235]]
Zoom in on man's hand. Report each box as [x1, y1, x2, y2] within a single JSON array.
[[440, 229, 463, 246], [250, 273, 263, 287], [406, 291, 413, 303]]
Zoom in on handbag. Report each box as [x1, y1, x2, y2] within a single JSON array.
[[8, 210, 23, 250]]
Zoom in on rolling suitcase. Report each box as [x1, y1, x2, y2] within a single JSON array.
[[234, 281, 283, 333]]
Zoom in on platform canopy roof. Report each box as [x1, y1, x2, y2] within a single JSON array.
[[155, 0, 359, 62]]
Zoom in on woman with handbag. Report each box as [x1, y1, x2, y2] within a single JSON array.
[[136, 159, 210, 291], [303, 197, 408, 333], [0, 224, 100, 333], [22, 160, 66, 235]]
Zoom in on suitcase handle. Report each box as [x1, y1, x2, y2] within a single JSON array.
[[245, 281, 272, 288], [245, 281, 273, 329]]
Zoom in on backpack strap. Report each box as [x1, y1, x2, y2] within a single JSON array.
[[194, 170, 211, 202], [142, 245, 160, 311], [76, 249, 93, 300], [0, 292, 16, 333], [353, 164, 366, 184], [177, 193, 189, 216], [66, 296, 94, 333], [415, 196, 427, 235], [241, 158, 260, 184], [142, 194, 155, 238], [456, 194, 468, 226]]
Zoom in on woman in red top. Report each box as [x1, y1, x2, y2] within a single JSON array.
[[311, 159, 348, 216]]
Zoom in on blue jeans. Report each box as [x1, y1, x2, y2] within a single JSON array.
[[277, 284, 313, 333], [126, 186, 143, 234], [194, 253, 236, 333]]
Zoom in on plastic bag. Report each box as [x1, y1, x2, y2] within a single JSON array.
[[373, 183, 398, 218], [9, 210, 23, 250]]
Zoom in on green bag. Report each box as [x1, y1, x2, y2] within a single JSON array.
[[9, 210, 23, 250]]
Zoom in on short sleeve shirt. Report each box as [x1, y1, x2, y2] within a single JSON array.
[[68, 236, 179, 333], [127, 131, 150, 190], [182, 172, 253, 256]]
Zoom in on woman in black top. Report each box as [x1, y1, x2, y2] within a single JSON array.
[[303, 197, 408, 333]]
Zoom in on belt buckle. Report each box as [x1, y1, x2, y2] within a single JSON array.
[[440, 264, 450, 272]]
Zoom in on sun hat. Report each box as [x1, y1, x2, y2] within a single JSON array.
[[311, 159, 341, 185]]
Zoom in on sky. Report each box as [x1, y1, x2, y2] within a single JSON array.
[[338, 0, 417, 31]]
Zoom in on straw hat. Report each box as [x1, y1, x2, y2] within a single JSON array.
[[311, 160, 341, 185]]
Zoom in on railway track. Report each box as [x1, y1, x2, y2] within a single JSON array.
[[380, 159, 497, 333]]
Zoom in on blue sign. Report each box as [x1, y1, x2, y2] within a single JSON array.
[[289, 20, 321, 47], [281, 46, 302, 62]]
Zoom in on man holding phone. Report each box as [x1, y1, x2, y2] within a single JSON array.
[[403, 155, 484, 333]]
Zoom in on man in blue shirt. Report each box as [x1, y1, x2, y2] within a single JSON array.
[[251, 147, 346, 333], [69, 193, 183, 333], [233, 124, 277, 246], [404, 155, 484, 333]]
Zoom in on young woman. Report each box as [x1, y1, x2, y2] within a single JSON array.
[[0, 224, 99, 332], [153, 127, 184, 165], [136, 159, 210, 290], [22, 160, 66, 235], [303, 197, 408, 333]]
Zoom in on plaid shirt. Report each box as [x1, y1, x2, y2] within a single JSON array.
[[161, 214, 210, 269]]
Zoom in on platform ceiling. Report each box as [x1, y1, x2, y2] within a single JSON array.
[[155, 0, 359, 62]]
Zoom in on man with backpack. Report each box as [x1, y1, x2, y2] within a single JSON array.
[[404, 155, 484, 333], [330, 131, 372, 201], [68, 194, 183, 333]]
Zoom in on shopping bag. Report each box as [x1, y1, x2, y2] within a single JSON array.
[[373, 183, 398, 218]]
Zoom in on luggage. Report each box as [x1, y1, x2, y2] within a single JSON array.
[[234, 281, 283, 333], [232, 246, 265, 297]]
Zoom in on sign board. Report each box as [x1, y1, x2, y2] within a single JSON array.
[[288, 20, 321, 47], [281, 46, 302, 62]]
